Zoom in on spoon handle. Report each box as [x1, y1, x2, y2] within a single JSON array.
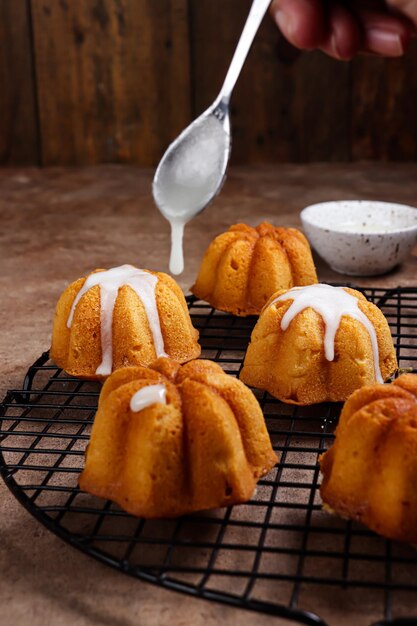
[[218, 0, 272, 105]]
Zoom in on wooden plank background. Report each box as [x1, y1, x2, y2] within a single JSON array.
[[0, 1, 39, 164], [1, 0, 417, 166]]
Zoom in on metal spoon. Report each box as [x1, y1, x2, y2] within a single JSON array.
[[153, 0, 272, 275]]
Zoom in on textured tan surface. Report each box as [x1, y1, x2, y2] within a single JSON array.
[[1, 164, 417, 626]]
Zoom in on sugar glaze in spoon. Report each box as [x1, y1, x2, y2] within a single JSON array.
[[153, 0, 272, 275]]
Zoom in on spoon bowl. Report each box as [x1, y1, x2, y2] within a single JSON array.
[[153, 101, 231, 221]]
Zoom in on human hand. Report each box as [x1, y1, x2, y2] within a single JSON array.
[[270, 0, 416, 60]]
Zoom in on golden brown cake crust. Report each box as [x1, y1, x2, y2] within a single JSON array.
[[191, 222, 318, 317], [240, 286, 398, 405], [320, 374, 417, 543], [50, 267, 201, 380], [79, 358, 278, 518]]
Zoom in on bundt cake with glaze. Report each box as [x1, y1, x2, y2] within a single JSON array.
[[51, 265, 201, 379], [79, 357, 278, 518], [240, 284, 397, 405], [320, 374, 417, 543], [191, 222, 318, 316]]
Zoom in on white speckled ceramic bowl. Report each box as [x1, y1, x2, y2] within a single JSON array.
[[300, 200, 417, 276]]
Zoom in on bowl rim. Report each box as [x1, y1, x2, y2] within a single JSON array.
[[301, 200, 417, 236]]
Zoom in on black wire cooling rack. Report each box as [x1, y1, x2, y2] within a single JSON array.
[[2, 287, 417, 626]]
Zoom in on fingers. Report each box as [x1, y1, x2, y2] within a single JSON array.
[[352, 4, 411, 56], [319, 3, 361, 60], [362, 13, 409, 56], [272, 0, 361, 60], [271, 0, 413, 60], [270, 0, 326, 50], [385, 0, 417, 30]]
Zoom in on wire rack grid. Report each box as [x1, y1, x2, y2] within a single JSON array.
[[2, 287, 417, 626]]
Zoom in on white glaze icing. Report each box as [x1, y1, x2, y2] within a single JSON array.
[[169, 219, 185, 275], [130, 384, 167, 412], [271, 284, 383, 383], [67, 265, 167, 376]]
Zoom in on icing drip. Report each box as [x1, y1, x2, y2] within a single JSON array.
[[169, 219, 185, 275], [130, 384, 167, 412], [67, 265, 168, 376], [271, 284, 383, 383]]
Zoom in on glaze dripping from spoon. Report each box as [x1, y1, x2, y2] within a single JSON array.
[[154, 114, 229, 275], [152, 0, 272, 275]]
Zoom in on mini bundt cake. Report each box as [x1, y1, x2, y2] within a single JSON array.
[[320, 374, 417, 543], [240, 284, 397, 405], [51, 265, 201, 379], [191, 222, 318, 316], [79, 357, 278, 518]]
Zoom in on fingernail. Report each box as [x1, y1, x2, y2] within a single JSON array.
[[274, 10, 293, 39], [366, 29, 404, 56]]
